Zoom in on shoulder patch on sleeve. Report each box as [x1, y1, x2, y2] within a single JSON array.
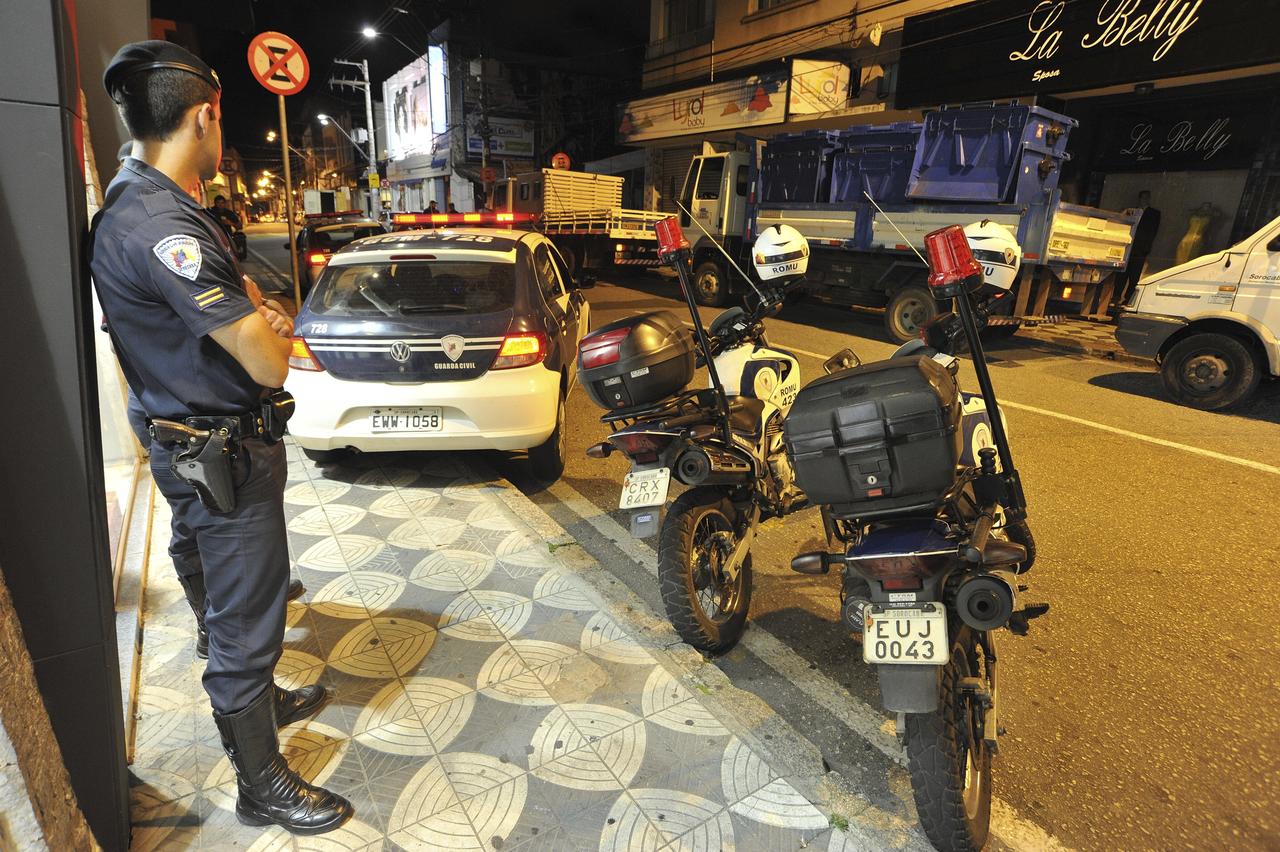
[[153, 235, 203, 281]]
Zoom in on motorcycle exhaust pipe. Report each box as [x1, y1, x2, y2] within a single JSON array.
[[674, 446, 752, 486], [955, 571, 1017, 631]]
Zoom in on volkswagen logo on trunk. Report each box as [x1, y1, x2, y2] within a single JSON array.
[[389, 341, 412, 363], [441, 335, 466, 362]]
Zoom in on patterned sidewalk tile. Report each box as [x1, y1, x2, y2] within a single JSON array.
[[129, 449, 834, 850]]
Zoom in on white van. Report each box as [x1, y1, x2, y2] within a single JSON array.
[[1116, 216, 1280, 410]]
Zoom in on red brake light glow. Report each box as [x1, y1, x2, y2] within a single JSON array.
[[579, 327, 630, 370], [288, 337, 323, 372], [607, 432, 674, 464], [924, 225, 982, 295], [491, 332, 546, 370]]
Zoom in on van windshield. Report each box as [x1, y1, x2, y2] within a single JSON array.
[[310, 261, 516, 317]]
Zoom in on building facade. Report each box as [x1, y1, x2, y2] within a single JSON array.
[[625, 0, 1280, 272]]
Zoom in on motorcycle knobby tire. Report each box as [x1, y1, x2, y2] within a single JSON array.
[[657, 486, 752, 654], [905, 628, 992, 852]]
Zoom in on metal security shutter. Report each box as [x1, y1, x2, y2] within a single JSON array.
[[658, 146, 697, 213]]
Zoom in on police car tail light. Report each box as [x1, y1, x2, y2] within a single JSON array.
[[579, 327, 629, 370], [289, 337, 324, 372], [492, 332, 546, 370]]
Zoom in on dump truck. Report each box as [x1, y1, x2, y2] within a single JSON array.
[[676, 103, 1139, 341]]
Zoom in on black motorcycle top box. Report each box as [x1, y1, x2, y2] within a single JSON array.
[[783, 355, 962, 519], [579, 310, 695, 411]]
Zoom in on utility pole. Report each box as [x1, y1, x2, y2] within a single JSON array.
[[333, 59, 379, 218]]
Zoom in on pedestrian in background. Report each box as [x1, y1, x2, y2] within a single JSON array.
[[1117, 190, 1161, 308], [90, 40, 352, 835]]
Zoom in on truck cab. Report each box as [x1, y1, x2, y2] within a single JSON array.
[[677, 149, 752, 305], [1117, 215, 1280, 410]]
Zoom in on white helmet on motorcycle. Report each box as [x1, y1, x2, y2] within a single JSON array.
[[752, 224, 809, 286], [963, 220, 1021, 294]]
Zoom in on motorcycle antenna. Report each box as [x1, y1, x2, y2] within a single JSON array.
[[674, 200, 769, 302], [862, 191, 930, 267]]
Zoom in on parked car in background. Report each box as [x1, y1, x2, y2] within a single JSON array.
[[288, 211, 386, 296], [286, 218, 593, 480], [1117, 214, 1280, 410]]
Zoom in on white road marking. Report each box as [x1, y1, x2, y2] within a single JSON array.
[[771, 340, 1280, 477], [544, 477, 1069, 851]]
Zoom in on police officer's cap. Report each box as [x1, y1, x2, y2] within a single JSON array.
[[104, 40, 221, 101]]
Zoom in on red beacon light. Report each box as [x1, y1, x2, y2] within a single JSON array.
[[391, 211, 537, 229], [924, 224, 983, 298], [654, 216, 690, 262]]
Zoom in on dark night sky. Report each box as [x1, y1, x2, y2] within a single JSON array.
[[149, 0, 649, 173]]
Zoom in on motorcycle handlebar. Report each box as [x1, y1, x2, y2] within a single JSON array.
[[961, 506, 997, 564]]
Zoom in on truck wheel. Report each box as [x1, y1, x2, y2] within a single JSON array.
[[1160, 332, 1261, 411], [885, 285, 938, 343], [693, 261, 729, 307]]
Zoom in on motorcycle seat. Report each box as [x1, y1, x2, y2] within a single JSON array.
[[727, 396, 765, 439]]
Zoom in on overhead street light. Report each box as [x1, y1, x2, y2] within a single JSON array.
[[315, 113, 370, 162], [360, 25, 421, 61], [266, 129, 277, 142]]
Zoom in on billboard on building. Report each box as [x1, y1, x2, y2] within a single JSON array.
[[382, 45, 448, 161], [617, 71, 787, 143], [466, 115, 536, 158], [788, 60, 853, 116]]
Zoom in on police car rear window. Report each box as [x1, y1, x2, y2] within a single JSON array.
[[313, 225, 383, 249], [310, 261, 515, 317]]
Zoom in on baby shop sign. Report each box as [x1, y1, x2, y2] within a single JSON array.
[[618, 72, 787, 143]]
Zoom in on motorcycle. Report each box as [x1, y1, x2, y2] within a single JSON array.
[[580, 223, 827, 651], [784, 226, 1048, 850]]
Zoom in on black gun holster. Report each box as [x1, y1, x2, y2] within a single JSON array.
[[171, 426, 238, 514]]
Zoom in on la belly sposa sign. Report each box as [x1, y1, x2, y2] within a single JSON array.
[[896, 0, 1280, 108], [1010, 0, 1203, 82]]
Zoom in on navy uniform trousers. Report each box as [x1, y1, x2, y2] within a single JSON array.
[[148, 435, 291, 713]]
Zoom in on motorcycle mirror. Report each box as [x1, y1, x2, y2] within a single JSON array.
[[823, 348, 860, 375]]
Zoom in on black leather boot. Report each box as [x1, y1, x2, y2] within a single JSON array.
[[275, 683, 328, 728], [213, 688, 353, 834], [175, 571, 209, 659]]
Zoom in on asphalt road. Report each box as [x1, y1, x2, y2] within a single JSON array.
[[507, 274, 1280, 851], [243, 227, 1279, 848]]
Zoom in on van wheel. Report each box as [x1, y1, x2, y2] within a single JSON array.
[[693, 261, 729, 307], [1160, 332, 1261, 411], [529, 393, 567, 481], [885, 285, 938, 343]]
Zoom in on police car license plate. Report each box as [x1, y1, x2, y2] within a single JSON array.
[[862, 607, 948, 665], [370, 407, 443, 432], [619, 468, 670, 510]]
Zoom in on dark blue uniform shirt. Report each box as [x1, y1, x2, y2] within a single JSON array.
[[91, 158, 261, 420]]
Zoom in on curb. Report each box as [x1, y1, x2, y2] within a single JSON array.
[[1011, 328, 1154, 367]]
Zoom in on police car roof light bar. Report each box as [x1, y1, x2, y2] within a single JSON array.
[[391, 212, 538, 227]]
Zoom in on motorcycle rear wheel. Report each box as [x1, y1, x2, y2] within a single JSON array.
[[657, 486, 752, 654], [904, 628, 992, 852]]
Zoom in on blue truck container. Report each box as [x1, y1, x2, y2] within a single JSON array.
[[673, 103, 1139, 340]]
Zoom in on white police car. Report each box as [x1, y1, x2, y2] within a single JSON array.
[[285, 215, 591, 480]]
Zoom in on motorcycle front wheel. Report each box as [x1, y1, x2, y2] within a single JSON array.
[[905, 627, 992, 852], [657, 486, 752, 653]]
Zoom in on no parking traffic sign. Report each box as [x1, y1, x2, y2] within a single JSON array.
[[247, 31, 310, 96]]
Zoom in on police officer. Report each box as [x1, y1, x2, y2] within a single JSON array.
[[109, 140, 308, 658], [91, 41, 351, 834]]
